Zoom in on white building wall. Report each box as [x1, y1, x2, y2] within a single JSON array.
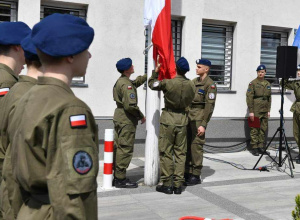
[[16, 0, 300, 118]]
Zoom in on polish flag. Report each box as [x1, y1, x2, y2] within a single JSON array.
[[0, 88, 9, 97], [144, 0, 176, 80], [70, 115, 87, 127]]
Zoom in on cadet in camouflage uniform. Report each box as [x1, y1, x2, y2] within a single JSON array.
[[0, 22, 30, 103], [113, 58, 146, 188], [185, 59, 217, 186], [8, 14, 98, 219], [246, 64, 271, 156], [149, 56, 195, 194], [281, 65, 300, 164], [0, 35, 43, 219]]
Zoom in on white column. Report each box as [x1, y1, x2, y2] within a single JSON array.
[[144, 28, 160, 186]]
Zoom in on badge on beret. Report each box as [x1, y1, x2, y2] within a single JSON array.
[[209, 93, 215, 100], [211, 84, 216, 89], [0, 88, 9, 97], [70, 115, 87, 128], [73, 151, 93, 175], [249, 82, 252, 85], [153, 81, 160, 87], [128, 86, 132, 90], [198, 89, 205, 95], [130, 93, 135, 99], [267, 86, 271, 90]]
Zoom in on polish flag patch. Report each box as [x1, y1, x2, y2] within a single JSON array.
[[70, 115, 87, 128], [0, 88, 9, 97], [128, 86, 132, 90]]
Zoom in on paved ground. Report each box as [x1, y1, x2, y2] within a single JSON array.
[[97, 148, 300, 220]]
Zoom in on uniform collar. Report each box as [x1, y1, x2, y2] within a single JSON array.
[[197, 75, 209, 85], [19, 75, 38, 84], [37, 76, 74, 94], [0, 63, 18, 80], [175, 74, 186, 79]]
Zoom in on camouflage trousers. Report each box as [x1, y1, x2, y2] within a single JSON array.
[[293, 111, 300, 151], [185, 120, 205, 176], [158, 124, 187, 188], [250, 112, 268, 148], [113, 121, 136, 180]]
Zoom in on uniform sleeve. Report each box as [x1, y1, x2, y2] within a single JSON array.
[[201, 83, 217, 128], [47, 106, 99, 220], [280, 79, 294, 90], [121, 83, 144, 120], [246, 83, 255, 113], [148, 70, 166, 91], [131, 74, 147, 88]]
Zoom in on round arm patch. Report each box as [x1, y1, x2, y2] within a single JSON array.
[[73, 151, 93, 175]]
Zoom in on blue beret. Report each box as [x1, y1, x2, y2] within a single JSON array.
[[116, 58, 132, 71], [32, 13, 94, 57], [176, 57, 190, 72], [256, 64, 266, 71], [196, 59, 211, 67], [0, 22, 30, 45], [297, 65, 300, 70], [21, 35, 39, 61]]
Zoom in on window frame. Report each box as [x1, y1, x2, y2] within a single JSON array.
[[201, 23, 234, 91], [0, 0, 17, 22]]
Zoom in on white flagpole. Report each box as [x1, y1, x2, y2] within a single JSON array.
[[144, 26, 160, 186]]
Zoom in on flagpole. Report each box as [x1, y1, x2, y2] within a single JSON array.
[[144, 26, 160, 186]]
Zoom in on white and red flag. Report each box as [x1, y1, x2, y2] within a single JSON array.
[[0, 88, 9, 97], [69, 115, 87, 128], [144, 0, 176, 80]]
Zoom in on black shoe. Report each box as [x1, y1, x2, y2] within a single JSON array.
[[257, 148, 269, 155], [296, 154, 300, 164], [112, 178, 116, 186], [184, 173, 190, 182], [184, 175, 201, 186], [251, 148, 259, 156], [156, 185, 173, 194], [173, 186, 182, 195], [115, 178, 138, 188]]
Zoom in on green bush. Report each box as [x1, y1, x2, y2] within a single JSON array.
[[292, 195, 300, 220]]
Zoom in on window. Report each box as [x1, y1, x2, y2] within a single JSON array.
[[201, 24, 233, 90], [0, 1, 17, 22], [260, 30, 288, 87], [41, 3, 88, 86], [144, 19, 183, 75]]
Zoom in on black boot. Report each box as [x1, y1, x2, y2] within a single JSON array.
[[184, 175, 201, 186], [156, 185, 173, 194], [184, 173, 190, 182], [173, 186, 182, 195], [115, 178, 138, 188], [251, 148, 259, 156], [296, 154, 300, 164], [257, 148, 268, 155]]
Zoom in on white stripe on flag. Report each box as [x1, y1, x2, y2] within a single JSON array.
[[144, 0, 165, 33], [0, 88, 9, 92], [70, 115, 85, 122]]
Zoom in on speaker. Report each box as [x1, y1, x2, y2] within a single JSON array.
[[276, 46, 297, 79]]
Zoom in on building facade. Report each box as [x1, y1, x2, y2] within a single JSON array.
[[1, 0, 300, 149]]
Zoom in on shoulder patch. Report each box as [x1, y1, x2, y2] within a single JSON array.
[[70, 115, 87, 128], [0, 88, 9, 97], [127, 85, 132, 90], [209, 93, 215, 100], [73, 151, 93, 175], [211, 84, 216, 89], [130, 93, 135, 99]]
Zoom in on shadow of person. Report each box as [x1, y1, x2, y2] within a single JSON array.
[[201, 165, 215, 180]]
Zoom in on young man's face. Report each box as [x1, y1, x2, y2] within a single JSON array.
[[125, 65, 134, 75], [72, 49, 91, 77], [196, 64, 209, 76], [257, 69, 266, 79]]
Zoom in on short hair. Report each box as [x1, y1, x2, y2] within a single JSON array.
[[0, 45, 12, 55], [36, 49, 64, 66], [117, 69, 124, 74], [25, 59, 42, 69], [176, 65, 187, 75]]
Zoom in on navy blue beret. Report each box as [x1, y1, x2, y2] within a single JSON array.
[[32, 13, 94, 57], [256, 64, 266, 71], [196, 59, 211, 67], [0, 22, 30, 45], [176, 57, 190, 72], [297, 65, 300, 70], [116, 58, 132, 71], [21, 35, 39, 61]]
